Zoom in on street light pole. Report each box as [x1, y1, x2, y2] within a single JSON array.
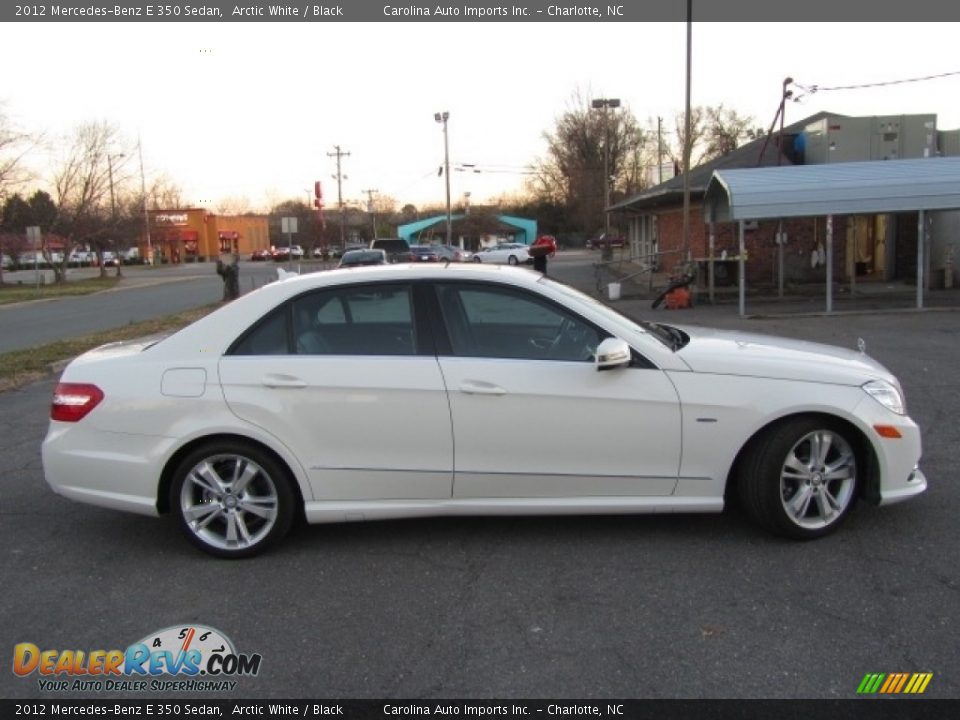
[[591, 98, 620, 242], [108, 153, 125, 276], [108, 154, 123, 219], [137, 138, 152, 265], [435, 111, 451, 245]]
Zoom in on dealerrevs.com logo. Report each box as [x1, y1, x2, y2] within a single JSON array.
[[13, 625, 262, 693]]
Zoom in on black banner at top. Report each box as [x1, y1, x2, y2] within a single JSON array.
[[5, 0, 960, 23]]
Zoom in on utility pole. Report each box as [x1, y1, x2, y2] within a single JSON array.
[[327, 145, 350, 250], [657, 116, 663, 184], [434, 112, 452, 245], [138, 138, 152, 265], [362, 188, 379, 240], [108, 153, 125, 277], [591, 98, 620, 246], [681, 0, 693, 263]]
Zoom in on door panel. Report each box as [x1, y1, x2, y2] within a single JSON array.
[[439, 358, 680, 498], [431, 281, 681, 498], [220, 282, 452, 501], [219, 356, 453, 500]]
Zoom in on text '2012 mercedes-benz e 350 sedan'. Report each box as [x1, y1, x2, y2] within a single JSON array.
[[42, 264, 926, 557]]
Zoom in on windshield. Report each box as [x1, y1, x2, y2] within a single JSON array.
[[539, 277, 679, 349]]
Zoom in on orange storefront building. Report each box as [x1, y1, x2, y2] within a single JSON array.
[[144, 209, 269, 262]]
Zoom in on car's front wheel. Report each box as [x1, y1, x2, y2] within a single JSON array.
[[738, 418, 859, 539], [170, 441, 296, 558], [473, 256, 482, 263], [508, 255, 519, 266]]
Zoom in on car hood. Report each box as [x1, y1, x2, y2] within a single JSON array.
[[671, 325, 896, 386]]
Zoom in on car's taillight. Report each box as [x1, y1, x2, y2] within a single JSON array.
[[51, 383, 104, 422]]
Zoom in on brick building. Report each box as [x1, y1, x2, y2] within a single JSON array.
[[612, 111, 956, 288], [143, 208, 270, 263]]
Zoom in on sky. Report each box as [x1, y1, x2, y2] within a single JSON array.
[[2, 21, 959, 213]]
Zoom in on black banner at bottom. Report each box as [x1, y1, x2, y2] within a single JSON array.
[[2, 699, 958, 720]]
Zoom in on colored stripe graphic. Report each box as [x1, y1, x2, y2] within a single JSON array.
[[857, 673, 885, 694], [857, 672, 932, 694]]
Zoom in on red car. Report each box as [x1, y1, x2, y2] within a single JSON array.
[[250, 249, 271, 261], [531, 235, 558, 257], [587, 234, 625, 249]]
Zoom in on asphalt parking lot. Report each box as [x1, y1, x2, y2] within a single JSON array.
[[1, 257, 958, 700]]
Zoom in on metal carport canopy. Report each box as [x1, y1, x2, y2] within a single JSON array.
[[704, 156, 960, 222], [701, 156, 960, 316]]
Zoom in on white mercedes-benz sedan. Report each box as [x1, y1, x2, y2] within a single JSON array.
[[42, 264, 926, 558]]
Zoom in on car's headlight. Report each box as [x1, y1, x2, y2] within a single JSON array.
[[862, 379, 906, 415]]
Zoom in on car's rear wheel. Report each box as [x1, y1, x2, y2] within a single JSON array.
[[170, 441, 295, 558], [738, 418, 859, 539], [508, 255, 519, 266]]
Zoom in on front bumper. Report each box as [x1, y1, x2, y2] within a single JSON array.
[[879, 466, 928, 506]]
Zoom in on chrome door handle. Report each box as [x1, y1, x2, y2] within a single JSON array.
[[459, 380, 506, 396], [261, 374, 307, 389]]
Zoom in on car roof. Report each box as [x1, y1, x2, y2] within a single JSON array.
[[268, 261, 540, 294]]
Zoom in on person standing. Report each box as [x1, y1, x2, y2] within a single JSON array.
[[533, 251, 547, 274], [216, 252, 240, 301]]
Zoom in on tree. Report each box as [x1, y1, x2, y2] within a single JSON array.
[[658, 105, 758, 169], [147, 174, 186, 209], [269, 199, 325, 255], [0, 104, 35, 198], [48, 121, 131, 282], [1, 190, 58, 280], [703, 105, 760, 159], [216, 196, 252, 216], [530, 89, 648, 237]]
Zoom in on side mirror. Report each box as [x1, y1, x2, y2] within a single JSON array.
[[595, 338, 631, 371]]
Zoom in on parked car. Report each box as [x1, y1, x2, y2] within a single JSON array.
[[531, 235, 558, 257], [250, 249, 271, 261], [18, 251, 49, 267], [313, 246, 343, 260], [371, 238, 414, 263], [66, 250, 94, 267], [587, 234, 625, 249], [271, 245, 303, 261], [337, 249, 387, 268], [472, 242, 532, 265], [433, 244, 472, 262], [42, 264, 925, 558], [410, 245, 440, 262]]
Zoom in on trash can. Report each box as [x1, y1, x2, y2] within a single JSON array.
[[607, 282, 621, 301]]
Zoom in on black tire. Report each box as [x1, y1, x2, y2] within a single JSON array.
[[508, 255, 519, 266], [737, 417, 859, 540], [170, 441, 296, 558], [473, 256, 482, 263]]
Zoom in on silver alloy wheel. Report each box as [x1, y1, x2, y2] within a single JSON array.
[[179, 453, 279, 551], [779, 430, 856, 530]]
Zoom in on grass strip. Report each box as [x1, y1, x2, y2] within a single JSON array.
[[0, 276, 121, 305], [0, 303, 220, 393]]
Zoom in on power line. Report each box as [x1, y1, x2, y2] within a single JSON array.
[[794, 70, 960, 94]]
